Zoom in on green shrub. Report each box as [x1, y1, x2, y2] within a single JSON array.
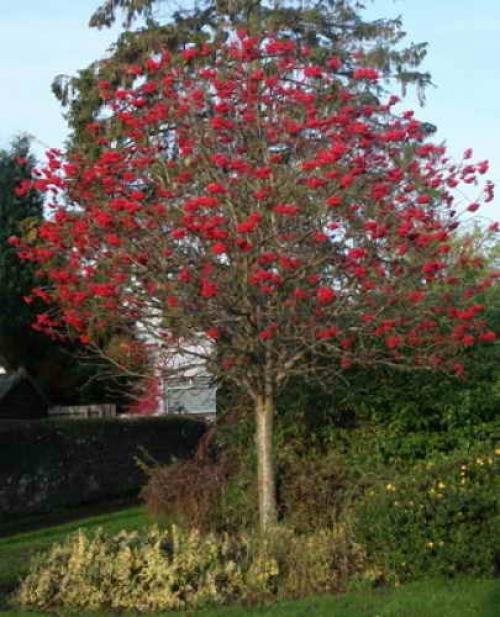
[[276, 422, 500, 534], [277, 447, 365, 531], [353, 445, 500, 581], [14, 524, 364, 612], [142, 418, 499, 534], [314, 415, 500, 467], [363, 422, 499, 467]]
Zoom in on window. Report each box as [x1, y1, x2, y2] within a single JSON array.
[[164, 375, 216, 415]]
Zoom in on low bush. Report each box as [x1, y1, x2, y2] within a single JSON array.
[[15, 524, 364, 612], [140, 410, 499, 588], [140, 427, 254, 532], [346, 422, 500, 467], [140, 457, 227, 531], [140, 422, 259, 532], [353, 445, 500, 581]]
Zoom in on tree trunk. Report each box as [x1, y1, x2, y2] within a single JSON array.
[[255, 393, 277, 532]]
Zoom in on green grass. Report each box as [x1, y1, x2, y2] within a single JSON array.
[[1, 579, 499, 616], [0, 505, 150, 597]]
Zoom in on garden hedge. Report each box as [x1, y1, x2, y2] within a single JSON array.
[[0, 416, 207, 522]]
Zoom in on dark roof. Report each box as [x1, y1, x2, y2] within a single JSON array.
[[0, 368, 49, 404]]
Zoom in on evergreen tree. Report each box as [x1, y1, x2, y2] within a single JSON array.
[[0, 136, 44, 371], [53, 0, 431, 155]]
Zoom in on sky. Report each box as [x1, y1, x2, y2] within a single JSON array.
[[0, 0, 499, 223]]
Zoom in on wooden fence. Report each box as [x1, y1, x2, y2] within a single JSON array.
[[48, 404, 116, 418]]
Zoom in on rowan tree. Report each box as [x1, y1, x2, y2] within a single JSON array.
[[14, 34, 498, 529]]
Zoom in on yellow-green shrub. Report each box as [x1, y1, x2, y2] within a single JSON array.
[[16, 526, 251, 611], [15, 524, 364, 612]]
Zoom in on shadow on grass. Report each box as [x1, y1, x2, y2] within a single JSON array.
[[482, 583, 500, 617], [0, 496, 140, 539]]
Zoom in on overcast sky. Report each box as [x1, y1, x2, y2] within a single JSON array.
[[1, 0, 499, 222]]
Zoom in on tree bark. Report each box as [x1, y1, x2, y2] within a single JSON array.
[[255, 392, 277, 532]]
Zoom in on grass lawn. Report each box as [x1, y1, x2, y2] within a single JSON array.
[[0, 505, 150, 600], [1, 579, 499, 617]]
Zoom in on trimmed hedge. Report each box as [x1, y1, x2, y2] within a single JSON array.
[[0, 417, 206, 522]]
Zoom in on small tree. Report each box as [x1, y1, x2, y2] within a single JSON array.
[[15, 35, 497, 529]]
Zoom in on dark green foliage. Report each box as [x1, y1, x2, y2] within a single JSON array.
[[275, 418, 499, 541], [353, 445, 500, 581], [273, 404, 499, 580], [277, 331, 499, 443], [0, 137, 45, 372], [332, 339, 500, 437], [0, 417, 206, 523], [275, 244, 499, 439]]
